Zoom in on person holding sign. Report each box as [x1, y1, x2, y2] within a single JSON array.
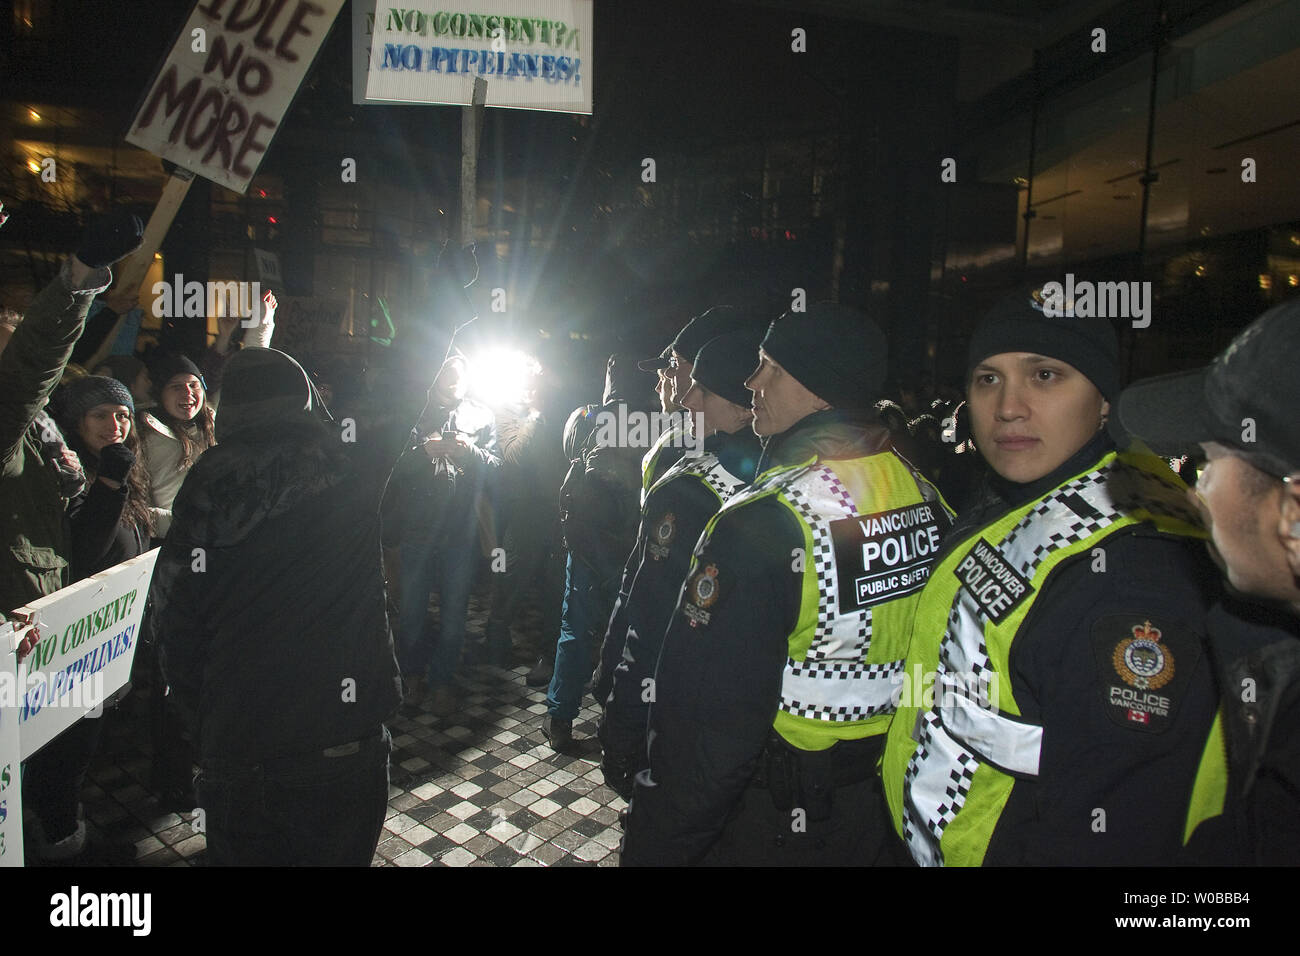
[[0, 209, 144, 862], [621, 305, 949, 866], [880, 288, 1221, 865], [23, 376, 154, 864]]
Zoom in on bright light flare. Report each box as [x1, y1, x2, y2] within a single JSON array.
[[467, 347, 541, 408]]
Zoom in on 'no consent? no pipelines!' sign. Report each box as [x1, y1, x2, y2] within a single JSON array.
[[127, 0, 347, 194]]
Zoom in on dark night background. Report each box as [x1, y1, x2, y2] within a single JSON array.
[[2, 0, 1299, 405]]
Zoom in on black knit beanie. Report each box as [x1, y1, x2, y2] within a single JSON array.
[[149, 353, 207, 400], [215, 347, 317, 441], [759, 304, 888, 411], [967, 287, 1120, 401], [59, 375, 135, 427], [672, 305, 764, 364], [692, 328, 764, 408]]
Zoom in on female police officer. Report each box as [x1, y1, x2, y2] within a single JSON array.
[[881, 287, 1221, 866]]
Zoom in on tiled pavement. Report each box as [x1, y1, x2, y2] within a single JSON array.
[[63, 582, 625, 867]]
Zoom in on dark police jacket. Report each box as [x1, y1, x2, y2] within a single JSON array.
[[597, 427, 761, 788], [1183, 596, 1300, 865], [888, 433, 1223, 865]]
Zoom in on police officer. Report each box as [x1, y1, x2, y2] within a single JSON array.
[[594, 307, 760, 707], [1119, 298, 1300, 864], [621, 304, 948, 866], [881, 288, 1220, 865], [599, 328, 765, 797]]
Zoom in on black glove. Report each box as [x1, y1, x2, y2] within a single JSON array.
[[76, 211, 145, 268], [97, 441, 136, 483]]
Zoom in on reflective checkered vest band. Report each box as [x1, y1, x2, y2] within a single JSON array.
[[648, 449, 745, 504], [882, 448, 1205, 866], [640, 423, 685, 506], [711, 450, 949, 751]]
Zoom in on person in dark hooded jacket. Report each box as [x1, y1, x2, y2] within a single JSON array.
[[543, 353, 657, 751], [147, 347, 404, 866]]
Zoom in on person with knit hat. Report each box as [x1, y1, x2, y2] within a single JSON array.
[[92, 355, 152, 409], [621, 303, 950, 866], [23, 374, 154, 864], [581, 308, 760, 695], [138, 353, 216, 539], [136, 291, 276, 539], [880, 285, 1221, 866], [596, 327, 765, 796], [2, 209, 145, 865], [1119, 297, 1300, 865], [147, 347, 402, 865]]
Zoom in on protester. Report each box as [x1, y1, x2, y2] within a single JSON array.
[[23, 374, 154, 864], [393, 354, 501, 717], [138, 290, 275, 538], [2, 208, 144, 862], [148, 347, 404, 866], [1119, 297, 1300, 864], [482, 354, 566, 669], [544, 353, 656, 751]]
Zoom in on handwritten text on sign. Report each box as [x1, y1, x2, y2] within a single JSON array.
[[361, 0, 592, 113], [127, 0, 347, 193], [12, 550, 160, 760]]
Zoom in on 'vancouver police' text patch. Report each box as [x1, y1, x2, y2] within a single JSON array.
[[953, 539, 1033, 624]]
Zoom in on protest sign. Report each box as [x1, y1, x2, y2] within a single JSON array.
[[253, 247, 284, 286], [127, 0, 348, 193], [360, 0, 593, 113], [0, 623, 22, 867], [272, 296, 350, 355], [12, 550, 160, 761]]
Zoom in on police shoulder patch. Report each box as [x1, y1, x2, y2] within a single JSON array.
[[647, 511, 676, 561], [1092, 615, 1200, 734], [682, 561, 722, 629]]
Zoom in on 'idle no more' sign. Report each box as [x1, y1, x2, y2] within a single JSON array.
[[127, 0, 347, 193]]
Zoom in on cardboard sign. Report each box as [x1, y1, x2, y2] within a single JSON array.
[[127, 0, 348, 193], [253, 247, 283, 285], [359, 0, 593, 113], [12, 550, 159, 760], [272, 295, 350, 355], [0, 623, 23, 868]]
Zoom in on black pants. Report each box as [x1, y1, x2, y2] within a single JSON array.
[[23, 716, 104, 841], [196, 728, 391, 867], [697, 775, 909, 867]]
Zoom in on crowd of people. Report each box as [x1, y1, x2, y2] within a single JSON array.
[[2, 202, 1297, 867]]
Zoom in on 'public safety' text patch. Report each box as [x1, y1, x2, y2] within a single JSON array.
[[830, 503, 947, 612]]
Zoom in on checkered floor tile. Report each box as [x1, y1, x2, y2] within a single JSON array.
[[45, 582, 624, 867]]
